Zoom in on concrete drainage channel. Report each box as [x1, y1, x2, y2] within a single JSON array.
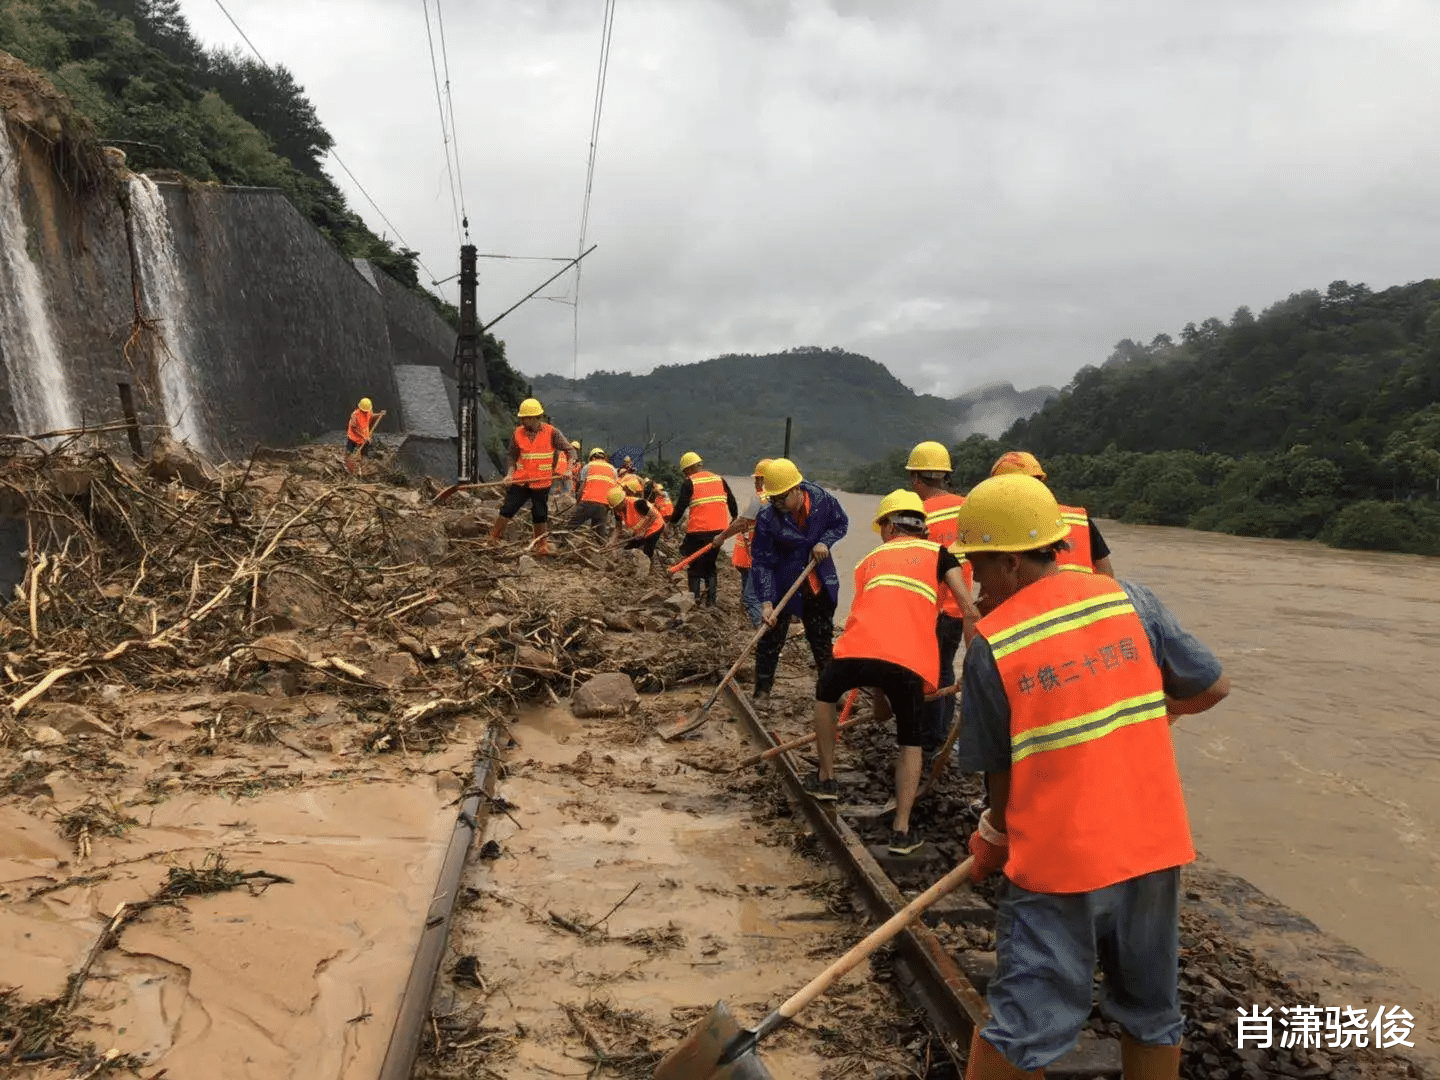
[[718, 683, 1123, 1080]]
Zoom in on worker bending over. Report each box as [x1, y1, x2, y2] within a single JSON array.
[[345, 397, 386, 474], [749, 459, 848, 701], [951, 474, 1229, 1080], [606, 487, 665, 568], [708, 459, 771, 628], [908, 441, 980, 763], [805, 491, 972, 857], [568, 447, 619, 534], [666, 451, 738, 606], [490, 397, 576, 555]]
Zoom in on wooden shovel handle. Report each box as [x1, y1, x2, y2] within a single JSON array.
[[666, 546, 710, 574], [735, 690, 866, 769], [698, 557, 820, 711], [777, 856, 975, 1021]]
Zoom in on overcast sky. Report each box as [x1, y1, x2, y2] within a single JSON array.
[[180, 0, 1440, 398]]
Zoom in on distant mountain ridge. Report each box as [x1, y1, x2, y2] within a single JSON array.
[[526, 347, 1055, 475]]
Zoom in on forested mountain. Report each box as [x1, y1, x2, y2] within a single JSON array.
[[533, 347, 960, 475], [0, 0, 433, 307], [842, 279, 1440, 555]]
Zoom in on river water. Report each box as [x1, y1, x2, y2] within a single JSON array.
[[803, 485, 1440, 1006]]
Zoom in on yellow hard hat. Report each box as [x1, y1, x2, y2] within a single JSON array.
[[761, 458, 804, 497], [679, 451, 703, 471], [906, 441, 952, 473], [358, 397, 373, 412], [606, 487, 626, 508], [622, 474, 643, 494], [589, 447, 607, 459], [872, 489, 927, 534], [991, 450, 1047, 481], [949, 474, 1069, 553], [517, 397, 544, 418], [752, 457, 773, 479]]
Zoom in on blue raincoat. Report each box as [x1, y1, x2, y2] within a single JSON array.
[[749, 480, 849, 617]]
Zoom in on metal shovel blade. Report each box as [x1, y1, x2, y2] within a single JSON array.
[[653, 1001, 775, 1080], [658, 705, 713, 741]]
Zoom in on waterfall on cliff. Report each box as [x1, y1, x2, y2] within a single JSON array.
[[0, 124, 78, 436], [126, 176, 208, 453]]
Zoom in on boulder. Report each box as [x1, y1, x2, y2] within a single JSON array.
[[514, 645, 559, 672], [386, 517, 448, 563], [665, 592, 696, 615], [146, 435, 218, 490], [571, 672, 639, 718], [257, 572, 332, 631], [28, 725, 65, 747], [36, 704, 116, 738], [249, 633, 307, 665], [367, 652, 421, 688], [516, 555, 540, 574]]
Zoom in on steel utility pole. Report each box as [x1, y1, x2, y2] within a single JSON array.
[[454, 244, 480, 483], [783, 417, 793, 459]]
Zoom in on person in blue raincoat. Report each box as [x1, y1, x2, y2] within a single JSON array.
[[748, 458, 849, 701]]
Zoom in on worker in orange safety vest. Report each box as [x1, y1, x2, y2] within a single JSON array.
[[606, 486, 665, 568], [490, 397, 576, 555], [989, 451, 1114, 578], [950, 474, 1229, 1080], [345, 397, 386, 474], [569, 447, 620, 535], [666, 451, 737, 606], [802, 489, 973, 857]]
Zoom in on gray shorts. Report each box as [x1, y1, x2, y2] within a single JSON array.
[[983, 867, 1183, 1070]]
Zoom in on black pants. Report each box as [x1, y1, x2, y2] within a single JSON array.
[[754, 589, 835, 694], [345, 438, 372, 457], [921, 613, 965, 755], [499, 483, 551, 524], [569, 501, 611, 533], [625, 531, 662, 558], [681, 531, 721, 599], [816, 657, 925, 748]]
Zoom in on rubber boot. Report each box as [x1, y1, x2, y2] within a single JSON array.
[[689, 574, 703, 602], [965, 1030, 1044, 1080], [1120, 1036, 1181, 1080], [488, 517, 509, 543], [531, 522, 553, 557], [704, 572, 718, 606]]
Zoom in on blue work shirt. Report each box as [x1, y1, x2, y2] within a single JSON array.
[[956, 578, 1222, 774], [749, 480, 849, 617]]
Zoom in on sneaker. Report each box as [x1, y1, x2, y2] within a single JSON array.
[[887, 830, 925, 856], [801, 771, 839, 801]]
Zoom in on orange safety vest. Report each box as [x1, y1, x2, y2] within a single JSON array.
[[347, 409, 372, 445], [833, 538, 942, 691], [685, 471, 731, 534], [580, 460, 619, 504], [978, 572, 1192, 894], [732, 523, 755, 569], [619, 497, 664, 538], [512, 424, 557, 489], [653, 492, 674, 520], [923, 492, 973, 616], [571, 459, 583, 488], [1057, 505, 1094, 573]]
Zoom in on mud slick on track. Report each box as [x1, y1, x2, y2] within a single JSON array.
[[0, 443, 1431, 1080]]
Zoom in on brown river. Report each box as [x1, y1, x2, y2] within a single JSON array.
[[816, 485, 1440, 1006]]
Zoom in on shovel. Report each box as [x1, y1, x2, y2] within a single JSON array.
[[431, 479, 509, 505], [657, 557, 820, 740], [916, 689, 965, 800], [654, 855, 976, 1080], [667, 546, 713, 574], [727, 688, 864, 771]]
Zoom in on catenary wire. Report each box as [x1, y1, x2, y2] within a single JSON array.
[[421, 0, 462, 238], [573, 0, 617, 378]]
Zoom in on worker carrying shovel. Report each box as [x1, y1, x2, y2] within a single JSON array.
[[345, 397, 386, 474], [605, 486, 665, 568], [801, 490, 973, 857], [666, 451, 738, 606], [488, 397, 576, 556], [950, 474, 1229, 1080]]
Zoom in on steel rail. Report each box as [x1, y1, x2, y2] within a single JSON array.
[[720, 683, 1121, 1079], [377, 724, 502, 1080]]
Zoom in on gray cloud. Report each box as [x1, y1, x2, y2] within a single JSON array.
[[183, 0, 1440, 398]]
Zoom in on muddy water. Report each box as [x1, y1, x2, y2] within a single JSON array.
[[433, 700, 903, 1078], [0, 694, 483, 1079], [818, 488, 1440, 1014]]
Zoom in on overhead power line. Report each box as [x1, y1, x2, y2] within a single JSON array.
[[421, 0, 462, 238], [210, 0, 439, 283], [573, 0, 618, 378], [434, 0, 470, 238]]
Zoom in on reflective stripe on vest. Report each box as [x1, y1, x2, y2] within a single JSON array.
[[924, 492, 972, 616], [685, 471, 731, 533], [978, 572, 1192, 894], [512, 425, 557, 488], [1057, 506, 1094, 573], [833, 538, 942, 690], [621, 497, 664, 537], [580, 461, 619, 504]]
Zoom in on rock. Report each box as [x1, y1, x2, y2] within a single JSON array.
[[258, 572, 332, 631], [571, 672, 639, 718], [443, 512, 484, 539], [603, 613, 637, 632], [624, 550, 651, 576], [256, 669, 301, 696], [99, 684, 125, 705], [36, 704, 116, 738], [146, 435, 218, 489], [665, 592, 696, 615], [19, 749, 47, 763], [249, 633, 307, 665], [387, 518, 448, 563], [517, 555, 539, 574], [28, 725, 65, 747], [514, 645, 559, 671], [368, 652, 420, 688]]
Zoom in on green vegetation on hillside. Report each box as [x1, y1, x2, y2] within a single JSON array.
[[842, 279, 1440, 556], [532, 346, 957, 476]]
